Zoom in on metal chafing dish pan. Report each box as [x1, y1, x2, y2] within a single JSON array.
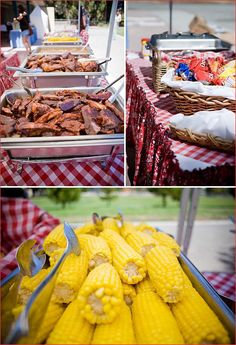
[[1, 87, 124, 160], [1, 250, 234, 343], [32, 45, 94, 56], [148, 32, 232, 51], [13, 58, 108, 88]]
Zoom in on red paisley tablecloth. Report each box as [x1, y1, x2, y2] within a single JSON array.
[[126, 57, 235, 186], [0, 53, 20, 95], [0, 147, 124, 186]]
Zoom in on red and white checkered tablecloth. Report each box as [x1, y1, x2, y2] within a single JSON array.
[[0, 197, 60, 279], [126, 57, 235, 186], [0, 53, 20, 95], [203, 272, 235, 301], [0, 148, 124, 186]]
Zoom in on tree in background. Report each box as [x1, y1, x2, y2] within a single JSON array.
[[84, 0, 107, 25], [45, 0, 78, 20], [99, 188, 117, 206], [47, 188, 81, 208], [148, 188, 181, 207]]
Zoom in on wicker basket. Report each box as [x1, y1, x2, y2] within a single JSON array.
[[167, 87, 235, 116], [169, 124, 235, 154], [152, 50, 174, 94]]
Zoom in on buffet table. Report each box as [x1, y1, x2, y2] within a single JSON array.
[[126, 57, 235, 186], [0, 148, 124, 187], [9, 27, 37, 48], [0, 53, 20, 95]]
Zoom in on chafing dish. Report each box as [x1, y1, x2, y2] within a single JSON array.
[[1, 86, 124, 160]]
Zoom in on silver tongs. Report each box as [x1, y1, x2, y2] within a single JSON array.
[[5, 222, 80, 344]]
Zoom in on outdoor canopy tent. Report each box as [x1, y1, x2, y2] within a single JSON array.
[[30, 5, 49, 39]]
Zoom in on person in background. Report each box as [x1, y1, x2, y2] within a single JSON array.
[[79, 5, 89, 44], [113, 9, 122, 40], [14, 5, 32, 54]]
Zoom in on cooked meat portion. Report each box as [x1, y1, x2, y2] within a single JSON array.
[[35, 109, 63, 123], [16, 122, 60, 136], [26, 54, 99, 73], [2, 107, 13, 116], [0, 115, 16, 126], [89, 91, 112, 101], [86, 100, 106, 110], [105, 101, 124, 122], [82, 105, 101, 135], [97, 109, 122, 131], [59, 120, 85, 135], [2, 90, 123, 137], [59, 99, 81, 112]]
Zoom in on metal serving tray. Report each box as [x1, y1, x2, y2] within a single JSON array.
[[179, 253, 235, 342], [148, 32, 231, 51], [32, 45, 93, 56], [13, 58, 108, 88], [1, 87, 124, 160]]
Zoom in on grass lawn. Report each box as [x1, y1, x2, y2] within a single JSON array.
[[31, 193, 234, 223]]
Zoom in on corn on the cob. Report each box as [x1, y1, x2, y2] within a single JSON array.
[[18, 268, 50, 304], [100, 229, 146, 284], [74, 223, 97, 236], [152, 231, 180, 256], [132, 291, 184, 344], [145, 246, 184, 303], [120, 222, 136, 237], [18, 301, 65, 344], [77, 263, 122, 324], [51, 250, 88, 304], [136, 223, 157, 236], [135, 277, 156, 294], [171, 286, 231, 344], [12, 304, 24, 319], [47, 300, 94, 344], [43, 224, 66, 255], [102, 217, 120, 233], [122, 283, 136, 305], [91, 301, 135, 344], [123, 230, 157, 257], [77, 234, 112, 270]]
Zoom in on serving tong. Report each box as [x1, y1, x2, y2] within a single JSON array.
[[1, 240, 46, 342], [0, 71, 33, 103], [5, 222, 80, 344]]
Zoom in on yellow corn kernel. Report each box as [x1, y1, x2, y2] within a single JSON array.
[[102, 217, 120, 233], [123, 231, 157, 257], [47, 300, 94, 344], [152, 231, 181, 256], [120, 222, 136, 238], [122, 283, 136, 306], [77, 263, 122, 324], [77, 234, 112, 270], [91, 301, 135, 344], [12, 304, 24, 319], [145, 246, 184, 303], [18, 301, 65, 344], [132, 291, 184, 344], [136, 223, 157, 236], [51, 250, 88, 304], [18, 268, 50, 304], [43, 224, 66, 256], [135, 277, 156, 294], [74, 223, 97, 236], [100, 229, 146, 284], [171, 286, 231, 344]]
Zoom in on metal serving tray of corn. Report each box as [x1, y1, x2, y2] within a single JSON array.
[[2, 216, 234, 344]]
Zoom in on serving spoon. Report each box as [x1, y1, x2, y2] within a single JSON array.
[[1, 240, 46, 343]]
